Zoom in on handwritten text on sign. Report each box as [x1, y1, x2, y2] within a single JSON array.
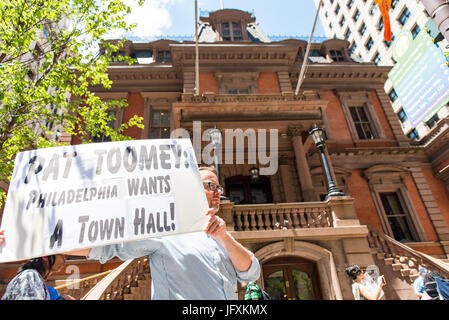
[[0, 139, 209, 262]]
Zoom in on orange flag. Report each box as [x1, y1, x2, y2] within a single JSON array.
[[374, 0, 392, 42]]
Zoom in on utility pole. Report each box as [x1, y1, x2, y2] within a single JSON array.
[[195, 0, 199, 96], [295, 0, 323, 95]]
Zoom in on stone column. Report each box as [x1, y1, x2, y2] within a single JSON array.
[[290, 127, 317, 202], [279, 159, 297, 203]]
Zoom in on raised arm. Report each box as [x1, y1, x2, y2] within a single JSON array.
[[205, 209, 255, 272]]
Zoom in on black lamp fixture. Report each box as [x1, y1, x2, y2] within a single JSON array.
[[309, 125, 347, 201], [208, 126, 228, 200], [249, 167, 259, 180]]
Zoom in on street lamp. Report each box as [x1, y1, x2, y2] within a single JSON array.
[[249, 167, 259, 180], [309, 125, 347, 201], [208, 127, 228, 200]]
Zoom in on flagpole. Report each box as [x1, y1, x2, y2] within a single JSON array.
[[295, 0, 323, 95], [220, 0, 224, 9], [195, 0, 200, 96]]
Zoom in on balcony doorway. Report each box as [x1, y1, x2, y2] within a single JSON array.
[[263, 256, 322, 300], [225, 175, 272, 205]]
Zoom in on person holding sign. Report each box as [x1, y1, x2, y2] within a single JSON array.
[[65, 166, 260, 300]]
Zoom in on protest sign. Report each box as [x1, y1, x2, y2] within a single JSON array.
[[0, 138, 210, 263]]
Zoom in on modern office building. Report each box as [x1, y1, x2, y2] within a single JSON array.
[[314, 0, 449, 140]]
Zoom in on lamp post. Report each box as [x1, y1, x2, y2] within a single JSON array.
[[249, 167, 259, 180], [309, 125, 347, 201], [208, 127, 228, 200]]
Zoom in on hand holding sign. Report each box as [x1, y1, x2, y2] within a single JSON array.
[[0, 139, 210, 263]]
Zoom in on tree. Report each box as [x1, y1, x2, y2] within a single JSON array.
[[0, 0, 144, 207]]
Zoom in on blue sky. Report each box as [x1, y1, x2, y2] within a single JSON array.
[[121, 0, 326, 40]]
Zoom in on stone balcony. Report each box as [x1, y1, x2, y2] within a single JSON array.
[[218, 196, 370, 243]]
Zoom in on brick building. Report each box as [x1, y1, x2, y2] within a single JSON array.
[[1, 8, 449, 300]]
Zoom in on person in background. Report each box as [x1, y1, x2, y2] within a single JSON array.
[[345, 264, 386, 300], [1, 254, 75, 300], [413, 267, 429, 300]]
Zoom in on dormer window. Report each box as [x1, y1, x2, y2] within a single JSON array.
[[157, 50, 171, 63], [222, 22, 242, 41], [330, 49, 345, 62]]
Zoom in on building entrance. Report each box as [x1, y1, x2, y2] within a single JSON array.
[[263, 256, 321, 300]]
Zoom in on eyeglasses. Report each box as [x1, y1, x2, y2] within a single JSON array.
[[203, 181, 224, 193]]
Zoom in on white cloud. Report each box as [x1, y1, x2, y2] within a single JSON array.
[[105, 0, 180, 40]]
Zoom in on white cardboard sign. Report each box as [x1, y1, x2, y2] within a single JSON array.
[[0, 139, 210, 262]]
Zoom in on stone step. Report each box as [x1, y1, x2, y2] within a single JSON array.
[[376, 252, 386, 260], [409, 274, 419, 281], [384, 258, 394, 265], [392, 263, 402, 271], [400, 268, 411, 277]]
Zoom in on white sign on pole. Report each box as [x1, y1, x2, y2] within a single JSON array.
[[0, 139, 210, 263]]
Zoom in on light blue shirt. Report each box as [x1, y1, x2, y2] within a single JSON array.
[[89, 232, 260, 300], [413, 276, 425, 294]]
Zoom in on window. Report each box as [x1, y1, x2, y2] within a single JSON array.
[[426, 113, 440, 129], [310, 49, 321, 57], [365, 37, 374, 51], [349, 106, 377, 139], [353, 9, 360, 22], [379, 192, 417, 242], [157, 50, 171, 63], [359, 23, 366, 35], [228, 88, 249, 94], [378, 17, 384, 31], [373, 52, 381, 64], [412, 24, 421, 39], [349, 42, 357, 55], [225, 175, 272, 205], [329, 22, 333, 29], [391, 0, 398, 9], [330, 49, 345, 62], [389, 88, 398, 102], [339, 16, 346, 27], [134, 50, 153, 64], [335, 4, 340, 15], [397, 108, 408, 123], [369, 2, 377, 15], [222, 22, 242, 41], [407, 129, 420, 141], [398, 8, 411, 25], [344, 28, 352, 40], [150, 110, 171, 139], [347, 0, 354, 9]]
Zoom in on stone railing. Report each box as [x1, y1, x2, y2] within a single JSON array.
[[82, 257, 150, 300], [181, 91, 320, 103], [232, 202, 333, 231], [366, 224, 449, 279]]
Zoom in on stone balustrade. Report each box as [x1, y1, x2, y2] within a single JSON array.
[[181, 91, 320, 103], [366, 224, 449, 279], [232, 202, 333, 231]]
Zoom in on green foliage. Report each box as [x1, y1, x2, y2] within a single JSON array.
[[0, 0, 144, 208]]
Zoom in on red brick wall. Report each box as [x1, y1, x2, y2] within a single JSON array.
[[370, 91, 394, 139], [422, 168, 449, 229], [199, 73, 219, 94], [122, 92, 144, 139], [322, 90, 352, 141], [257, 72, 281, 94], [347, 169, 384, 230], [404, 174, 439, 241]]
